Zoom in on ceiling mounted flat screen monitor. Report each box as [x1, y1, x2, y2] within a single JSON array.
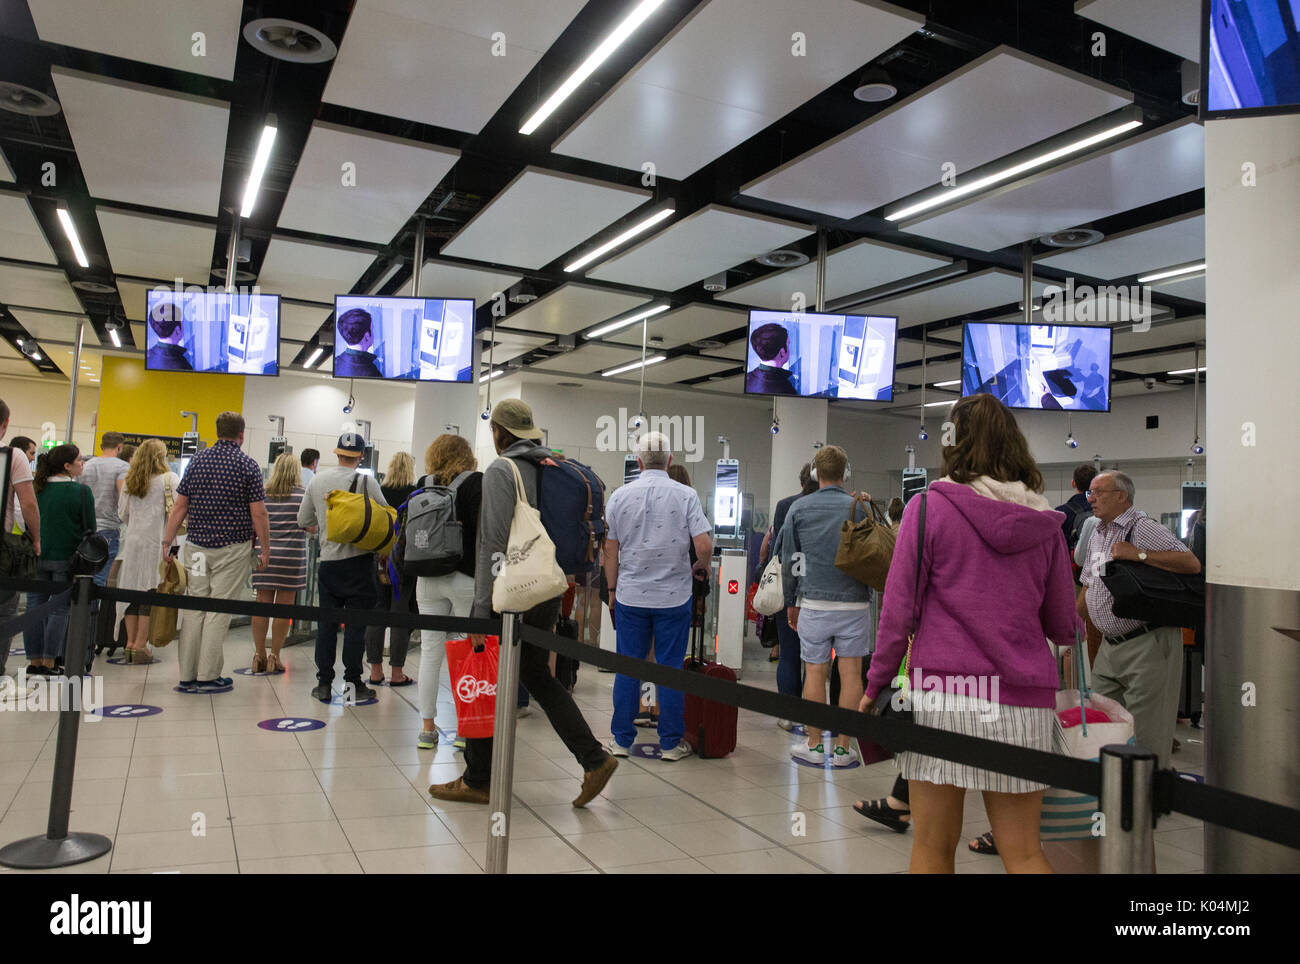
[[745, 310, 898, 400], [1204, 0, 1300, 116], [962, 322, 1112, 412], [333, 297, 475, 382], [145, 290, 280, 375]]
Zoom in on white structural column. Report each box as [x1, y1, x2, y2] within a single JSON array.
[[1203, 112, 1300, 872], [767, 396, 827, 527]]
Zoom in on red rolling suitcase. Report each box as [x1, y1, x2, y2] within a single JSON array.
[[683, 619, 737, 758]]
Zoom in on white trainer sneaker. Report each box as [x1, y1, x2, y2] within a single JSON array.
[[660, 741, 694, 762], [830, 745, 860, 767], [791, 743, 826, 765], [776, 719, 795, 731], [606, 739, 630, 758]]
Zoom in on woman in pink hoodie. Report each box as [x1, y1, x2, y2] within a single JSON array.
[[862, 394, 1081, 873]]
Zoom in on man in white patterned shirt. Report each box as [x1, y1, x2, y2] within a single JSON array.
[[1078, 470, 1201, 767]]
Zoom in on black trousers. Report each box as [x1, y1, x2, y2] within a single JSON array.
[[462, 598, 608, 789]]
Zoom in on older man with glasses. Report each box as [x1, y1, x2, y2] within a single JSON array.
[[1078, 470, 1201, 767]]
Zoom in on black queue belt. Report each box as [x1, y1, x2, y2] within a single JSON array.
[[0, 588, 72, 640], [519, 623, 1300, 854], [95, 584, 501, 636]]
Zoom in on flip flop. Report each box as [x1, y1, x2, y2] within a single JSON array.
[[853, 797, 911, 833], [389, 677, 415, 687], [968, 831, 998, 856]]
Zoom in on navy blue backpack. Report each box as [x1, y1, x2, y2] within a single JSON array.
[[538, 457, 606, 576]]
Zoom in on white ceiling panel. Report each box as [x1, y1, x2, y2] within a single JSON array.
[[553, 0, 922, 179], [481, 329, 552, 365], [1152, 273, 1206, 303], [96, 208, 215, 284], [278, 123, 459, 244], [640, 356, 738, 384], [50, 67, 228, 216], [323, 0, 587, 133], [280, 304, 332, 342], [717, 238, 950, 310], [116, 279, 162, 322], [902, 119, 1205, 251], [418, 261, 520, 307], [0, 359, 37, 379], [0, 263, 82, 313], [29, 0, 243, 80], [742, 47, 1132, 219], [0, 147, 13, 182], [0, 191, 57, 264], [8, 308, 87, 343], [1075, 0, 1202, 62], [499, 283, 648, 337], [700, 373, 745, 394], [1112, 379, 1183, 397], [0, 339, 21, 360], [606, 304, 748, 350], [701, 340, 749, 362], [1113, 315, 1204, 354], [530, 343, 642, 373], [441, 168, 649, 271], [857, 268, 1045, 327], [258, 238, 377, 304], [1112, 349, 1203, 375], [587, 205, 812, 291], [1038, 212, 1204, 279]]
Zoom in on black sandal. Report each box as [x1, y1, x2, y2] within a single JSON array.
[[968, 830, 998, 855], [853, 797, 911, 833]]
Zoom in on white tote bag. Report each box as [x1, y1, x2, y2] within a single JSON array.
[[752, 555, 784, 615], [491, 459, 569, 613]]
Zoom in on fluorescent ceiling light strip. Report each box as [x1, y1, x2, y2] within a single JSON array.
[[56, 208, 89, 268], [585, 303, 670, 339], [480, 369, 506, 383], [1167, 366, 1206, 375], [1138, 263, 1207, 284], [923, 399, 956, 407], [109, 328, 121, 347], [519, 0, 666, 135], [933, 379, 960, 388], [240, 121, 278, 218], [304, 347, 325, 369], [602, 354, 666, 377], [565, 206, 675, 273], [886, 119, 1144, 222]]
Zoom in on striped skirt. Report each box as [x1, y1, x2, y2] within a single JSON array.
[[900, 692, 1058, 794]]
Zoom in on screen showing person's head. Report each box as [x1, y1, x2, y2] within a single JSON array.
[[337, 308, 374, 350], [149, 295, 185, 342], [750, 322, 789, 366]]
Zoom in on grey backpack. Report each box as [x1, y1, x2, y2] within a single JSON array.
[[396, 472, 470, 577]]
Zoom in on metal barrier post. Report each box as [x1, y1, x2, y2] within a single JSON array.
[[0, 576, 112, 868], [1099, 744, 1157, 874], [485, 612, 522, 875]]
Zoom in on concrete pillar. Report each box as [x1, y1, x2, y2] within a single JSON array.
[[1203, 112, 1300, 872]]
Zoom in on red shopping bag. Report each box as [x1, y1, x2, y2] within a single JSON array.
[[446, 635, 500, 739]]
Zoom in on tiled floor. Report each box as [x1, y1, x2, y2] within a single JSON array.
[[0, 631, 1206, 873]]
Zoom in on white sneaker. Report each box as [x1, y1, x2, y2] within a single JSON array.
[[776, 719, 795, 731], [791, 743, 826, 765], [660, 741, 694, 762], [606, 739, 629, 757], [830, 745, 860, 767]]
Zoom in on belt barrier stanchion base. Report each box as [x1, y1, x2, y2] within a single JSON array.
[[1099, 743, 1157, 874], [0, 576, 112, 869], [485, 612, 522, 875]]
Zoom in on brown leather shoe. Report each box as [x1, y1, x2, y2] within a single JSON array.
[[428, 777, 489, 804], [572, 755, 618, 809]]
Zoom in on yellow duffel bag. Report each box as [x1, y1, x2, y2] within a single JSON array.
[[325, 473, 397, 555]]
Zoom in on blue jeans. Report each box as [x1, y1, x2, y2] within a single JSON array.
[[23, 562, 73, 661], [611, 599, 692, 750], [775, 609, 803, 698], [315, 554, 378, 685], [92, 529, 118, 588]]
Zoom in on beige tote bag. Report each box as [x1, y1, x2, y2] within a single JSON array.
[[491, 459, 569, 613]]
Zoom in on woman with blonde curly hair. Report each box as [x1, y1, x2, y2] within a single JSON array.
[[413, 434, 482, 749], [115, 439, 180, 662]]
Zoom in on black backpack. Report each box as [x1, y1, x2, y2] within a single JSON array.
[[1065, 501, 1093, 552]]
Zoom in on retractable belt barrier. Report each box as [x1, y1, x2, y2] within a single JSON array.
[[0, 588, 72, 641], [1, 575, 1298, 866]]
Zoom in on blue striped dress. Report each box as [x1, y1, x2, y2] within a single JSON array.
[[251, 485, 307, 591]]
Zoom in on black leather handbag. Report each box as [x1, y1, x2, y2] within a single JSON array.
[[0, 446, 37, 580], [1100, 521, 1205, 631], [70, 488, 109, 577]]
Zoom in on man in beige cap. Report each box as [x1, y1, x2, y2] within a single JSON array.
[[429, 398, 617, 807]]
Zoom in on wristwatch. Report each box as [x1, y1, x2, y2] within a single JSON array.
[[1137, 550, 1148, 562]]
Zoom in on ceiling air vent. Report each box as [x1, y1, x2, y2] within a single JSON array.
[[71, 280, 117, 294], [212, 267, 256, 283], [756, 249, 809, 268], [691, 338, 724, 349], [0, 83, 60, 117], [243, 19, 338, 64], [556, 381, 582, 388], [1039, 228, 1104, 249]]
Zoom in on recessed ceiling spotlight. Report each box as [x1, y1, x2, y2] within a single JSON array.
[[852, 67, 897, 103], [691, 339, 725, 349], [1039, 228, 1104, 248], [71, 280, 117, 294], [509, 281, 538, 304], [242, 18, 338, 64], [212, 267, 257, 283], [0, 82, 60, 117], [756, 249, 809, 268]]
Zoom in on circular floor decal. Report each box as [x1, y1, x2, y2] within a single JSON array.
[[96, 704, 164, 718], [174, 683, 233, 694], [258, 717, 325, 732], [629, 743, 662, 759]]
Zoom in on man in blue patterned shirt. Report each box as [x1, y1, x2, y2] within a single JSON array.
[[163, 412, 269, 689]]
